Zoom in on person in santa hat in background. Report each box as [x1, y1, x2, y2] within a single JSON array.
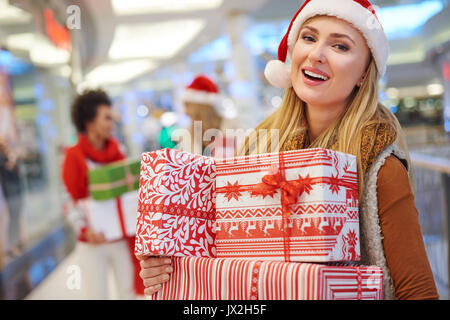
[[180, 74, 236, 158], [61, 89, 144, 299], [138, 0, 439, 300]]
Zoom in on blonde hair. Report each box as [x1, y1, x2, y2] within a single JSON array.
[[239, 58, 415, 200], [184, 102, 222, 149]]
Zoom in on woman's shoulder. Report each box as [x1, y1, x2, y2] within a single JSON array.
[[377, 154, 410, 191], [63, 142, 86, 166], [64, 142, 82, 157]]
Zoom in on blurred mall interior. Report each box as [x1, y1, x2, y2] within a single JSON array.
[[0, 0, 450, 300]]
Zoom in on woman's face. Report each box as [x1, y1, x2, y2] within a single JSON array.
[[291, 16, 371, 109], [87, 104, 115, 140]]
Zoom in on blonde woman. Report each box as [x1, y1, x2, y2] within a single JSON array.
[[138, 0, 438, 299]]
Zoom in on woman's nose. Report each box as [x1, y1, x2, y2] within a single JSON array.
[[308, 43, 326, 64]]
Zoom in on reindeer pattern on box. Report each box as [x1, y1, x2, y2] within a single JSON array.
[[215, 148, 360, 262]]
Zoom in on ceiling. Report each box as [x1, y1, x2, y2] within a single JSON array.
[[1, 0, 449, 90]]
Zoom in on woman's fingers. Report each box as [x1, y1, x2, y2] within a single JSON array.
[[140, 265, 173, 279], [140, 257, 171, 269], [144, 284, 162, 296], [139, 256, 173, 296], [142, 272, 171, 288]]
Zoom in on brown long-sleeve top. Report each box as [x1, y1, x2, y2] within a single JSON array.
[[377, 155, 439, 299]]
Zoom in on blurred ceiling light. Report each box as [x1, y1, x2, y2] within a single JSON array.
[[426, 83, 444, 96], [58, 65, 72, 78], [0, 0, 32, 24], [271, 95, 283, 108], [30, 36, 70, 66], [386, 88, 399, 99], [112, 0, 223, 15], [221, 98, 237, 120], [4, 33, 34, 51], [378, 1, 443, 37], [109, 19, 205, 60], [160, 112, 178, 127], [85, 60, 157, 86], [136, 104, 149, 117]]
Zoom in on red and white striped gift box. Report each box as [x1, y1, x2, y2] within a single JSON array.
[[215, 148, 360, 262], [135, 148, 216, 258], [149, 256, 383, 300]]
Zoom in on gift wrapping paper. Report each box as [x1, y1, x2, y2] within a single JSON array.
[[88, 158, 140, 200], [78, 190, 139, 241], [135, 148, 216, 258], [215, 148, 360, 262], [149, 256, 383, 300]]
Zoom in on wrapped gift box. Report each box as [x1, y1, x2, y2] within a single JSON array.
[[135, 148, 216, 258], [149, 256, 383, 300], [88, 158, 140, 201], [78, 190, 139, 241], [215, 148, 360, 262]]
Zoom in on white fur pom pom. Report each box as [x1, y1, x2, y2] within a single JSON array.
[[264, 60, 292, 89]]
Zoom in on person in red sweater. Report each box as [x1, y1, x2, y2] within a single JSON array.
[[62, 89, 143, 299]]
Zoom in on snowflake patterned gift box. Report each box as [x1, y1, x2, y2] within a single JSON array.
[[215, 148, 360, 262], [135, 148, 216, 258], [149, 256, 383, 300]]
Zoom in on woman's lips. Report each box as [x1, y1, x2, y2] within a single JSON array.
[[301, 69, 329, 86], [302, 67, 330, 79]]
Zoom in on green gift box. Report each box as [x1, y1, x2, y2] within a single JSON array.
[[88, 158, 141, 201]]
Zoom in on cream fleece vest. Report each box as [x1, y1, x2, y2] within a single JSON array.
[[359, 143, 410, 300]]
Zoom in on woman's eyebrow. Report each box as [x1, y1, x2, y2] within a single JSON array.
[[302, 26, 319, 33], [330, 33, 356, 45], [301, 25, 356, 45]]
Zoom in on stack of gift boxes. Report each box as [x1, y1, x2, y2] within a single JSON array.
[[134, 148, 384, 300]]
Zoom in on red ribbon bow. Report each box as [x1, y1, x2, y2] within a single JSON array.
[[250, 166, 307, 263], [251, 171, 305, 218]]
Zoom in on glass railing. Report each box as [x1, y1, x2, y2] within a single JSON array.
[[410, 146, 450, 299]]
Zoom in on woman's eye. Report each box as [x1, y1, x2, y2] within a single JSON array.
[[334, 44, 349, 51], [302, 35, 315, 42]]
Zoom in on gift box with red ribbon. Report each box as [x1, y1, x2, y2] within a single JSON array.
[[135, 148, 216, 258], [215, 148, 360, 262], [149, 256, 383, 300]]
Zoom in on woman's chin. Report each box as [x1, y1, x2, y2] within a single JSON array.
[[297, 95, 329, 107], [294, 87, 327, 105]]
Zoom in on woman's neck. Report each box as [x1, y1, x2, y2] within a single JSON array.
[[305, 102, 346, 142], [85, 131, 106, 150]]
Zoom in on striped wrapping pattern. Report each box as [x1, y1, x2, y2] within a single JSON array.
[[150, 256, 383, 300]]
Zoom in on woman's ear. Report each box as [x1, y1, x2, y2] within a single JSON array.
[[356, 73, 366, 87]]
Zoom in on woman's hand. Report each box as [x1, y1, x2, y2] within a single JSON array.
[[85, 228, 106, 244], [138, 256, 173, 296]]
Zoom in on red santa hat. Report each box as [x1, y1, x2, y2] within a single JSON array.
[[264, 0, 389, 88], [181, 75, 220, 106]]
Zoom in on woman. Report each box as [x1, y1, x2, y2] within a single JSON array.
[[139, 0, 438, 299], [62, 89, 142, 299], [181, 74, 235, 158]]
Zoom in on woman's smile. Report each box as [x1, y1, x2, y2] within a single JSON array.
[[301, 66, 331, 86]]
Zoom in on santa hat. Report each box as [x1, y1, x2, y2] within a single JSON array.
[[181, 75, 220, 107], [264, 0, 389, 88]]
